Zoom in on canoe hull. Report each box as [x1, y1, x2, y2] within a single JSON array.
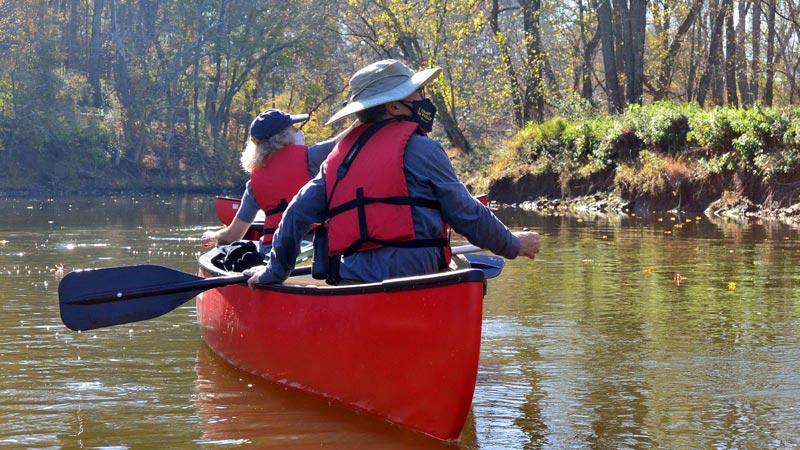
[[214, 196, 263, 240], [196, 255, 485, 440]]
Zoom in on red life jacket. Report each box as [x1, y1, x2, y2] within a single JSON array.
[[250, 144, 310, 245], [324, 120, 450, 265]]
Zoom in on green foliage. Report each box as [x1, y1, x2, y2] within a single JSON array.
[[687, 106, 738, 152], [488, 101, 800, 193], [551, 92, 600, 121], [731, 106, 790, 174], [624, 101, 694, 151], [5, 0, 800, 194], [697, 152, 736, 175], [562, 116, 622, 175], [508, 117, 569, 173]]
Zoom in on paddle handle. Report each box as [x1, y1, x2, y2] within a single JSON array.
[[451, 244, 481, 255], [71, 274, 249, 306]]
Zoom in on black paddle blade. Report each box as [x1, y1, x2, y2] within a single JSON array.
[[464, 254, 505, 279], [59, 265, 207, 331]]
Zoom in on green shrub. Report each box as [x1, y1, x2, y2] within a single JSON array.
[[491, 101, 800, 192], [624, 101, 693, 151], [562, 120, 601, 163], [697, 152, 736, 175], [687, 106, 737, 152], [508, 117, 569, 171], [727, 105, 791, 171]]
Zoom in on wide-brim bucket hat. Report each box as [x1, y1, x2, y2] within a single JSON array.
[[325, 59, 441, 125]]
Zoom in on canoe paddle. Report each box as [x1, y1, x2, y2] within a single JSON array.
[[463, 254, 505, 279], [58, 244, 501, 332]]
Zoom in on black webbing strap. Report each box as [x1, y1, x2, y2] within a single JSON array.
[[336, 120, 393, 181], [327, 195, 441, 218], [340, 188, 448, 256], [263, 198, 289, 217]]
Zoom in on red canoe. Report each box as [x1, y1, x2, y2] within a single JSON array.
[[196, 251, 486, 440], [214, 196, 264, 240]]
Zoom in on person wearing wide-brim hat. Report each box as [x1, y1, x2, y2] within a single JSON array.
[[200, 108, 336, 257], [244, 59, 541, 287]]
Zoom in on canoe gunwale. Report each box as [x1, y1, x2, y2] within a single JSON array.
[[198, 248, 486, 296]]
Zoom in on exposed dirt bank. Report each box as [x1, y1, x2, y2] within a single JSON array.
[[485, 169, 800, 223]]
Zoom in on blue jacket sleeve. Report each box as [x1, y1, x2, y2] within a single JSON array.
[[233, 181, 260, 224], [404, 135, 520, 259]]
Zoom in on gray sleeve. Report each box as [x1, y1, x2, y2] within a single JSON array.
[[404, 135, 520, 259], [233, 180, 260, 223], [307, 140, 336, 178]]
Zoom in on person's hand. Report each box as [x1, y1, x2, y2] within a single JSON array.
[[515, 230, 541, 259], [200, 231, 218, 248], [243, 266, 267, 289]]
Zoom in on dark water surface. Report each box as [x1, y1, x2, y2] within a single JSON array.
[[1, 195, 799, 449]]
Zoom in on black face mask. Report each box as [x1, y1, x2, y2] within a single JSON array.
[[399, 98, 437, 133]]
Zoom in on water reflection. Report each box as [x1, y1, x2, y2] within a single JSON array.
[[193, 342, 455, 449], [480, 207, 800, 449], [3, 196, 800, 449]]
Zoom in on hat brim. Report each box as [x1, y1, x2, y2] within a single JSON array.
[[289, 113, 310, 124], [325, 67, 441, 125]]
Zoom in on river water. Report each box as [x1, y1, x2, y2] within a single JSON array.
[[1, 195, 799, 449]]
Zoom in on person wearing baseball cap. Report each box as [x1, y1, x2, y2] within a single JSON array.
[[200, 108, 336, 257], [244, 59, 540, 287]]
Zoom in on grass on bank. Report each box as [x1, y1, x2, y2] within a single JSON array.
[[458, 101, 800, 207]]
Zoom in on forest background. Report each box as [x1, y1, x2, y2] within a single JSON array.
[[2, 0, 800, 214]]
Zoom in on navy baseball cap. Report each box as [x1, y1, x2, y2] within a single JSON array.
[[249, 109, 309, 140]]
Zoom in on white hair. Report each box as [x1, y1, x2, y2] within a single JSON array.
[[241, 127, 296, 173]]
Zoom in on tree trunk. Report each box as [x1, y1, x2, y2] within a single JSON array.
[[109, 0, 132, 107], [522, 0, 545, 123], [654, 0, 701, 101], [611, 0, 628, 94], [88, 0, 105, 108], [764, 0, 776, 106], [581, 32, 601, 101], [64, 0, 80, 71], [109, 0, 134, 167], [736, 0, 751, 106], [724, 0, 738, 106], [490, 0, 524, 127], [751, 0, 761, 102], [595, 0, 623, 113], [428, 91, 473, 153], [626, 0, 646, 105], [712, 1, 726, 105], [697, 0, 726, 106], [577, 0, 599, 101], [205, 0, 228, 160], [687, 13, 701, 102]]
